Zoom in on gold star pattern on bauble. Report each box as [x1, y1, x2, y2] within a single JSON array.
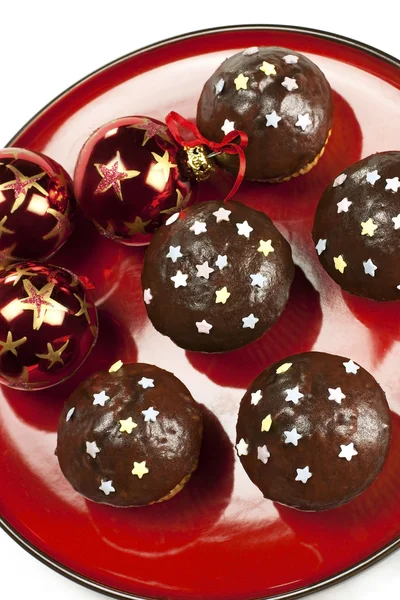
[[124, 216, 151, 236], [234, 73, 249, 90], [259, 61, 276, 76], [5, 266, 36, 286], [0, 215, 14, 238], [361, 218, 378, 237], [36, 339, 69, 369], [334, 255, 347, 274], [94, 151, 140, 201], [43, 207, 72, 241], [150, 150, 176, 182], [131, 461, 149, 479], [74, 293, 93, 324], [119, 417, 137, 434], [0, 243, 16, 268], [20, 279, 67, 330], [0, 164, 48, 213], [0, 331, 27, 356]]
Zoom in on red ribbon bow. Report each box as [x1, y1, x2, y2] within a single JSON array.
[[165, 111, 248, 202]]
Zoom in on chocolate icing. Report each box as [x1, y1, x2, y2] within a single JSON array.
[[236, 351, 391, 511], [141, 201, 294, 353], [312, 151, 400, 301], [196, 46, 333, 181], [57, 363, 203, 507]]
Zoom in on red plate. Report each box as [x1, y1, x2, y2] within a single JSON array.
[[1, 25, 399, 600]]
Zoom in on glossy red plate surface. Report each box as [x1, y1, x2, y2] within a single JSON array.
[[1, 25, 400, 600]]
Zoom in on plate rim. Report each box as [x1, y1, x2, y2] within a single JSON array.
[[1, 22, 399, 600]]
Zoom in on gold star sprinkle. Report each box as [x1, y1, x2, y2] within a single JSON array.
[[261, 414, 272, 432], [0, 215, 14, 238], [109, 359, 123, 373], [0, 331, 27, 356], [4, 266, 36, 286], [0, 165, 48, 213], [361, 218, 378, 237], [36, 339, 69, 369], [215, 286, 231, 304], [150, 150, 177, 182], [131, 461, 149, 479], [234, 73, 249, 90], [276, 362, 292, 374], [258, 239, 274, 257], [74, 293, 93, 324], [259, 61, 276, 76], [119, 417, 137, 434], [334, 255, 347, 274], [123, 216, 151, 236], [20, 279, 67, 330]]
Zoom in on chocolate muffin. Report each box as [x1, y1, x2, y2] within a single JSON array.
[[312, 151, 400, 301], [236, 351, 391, 511], [197, 46, 333, 181], [141, 201, 294, 353], [57, 362, 203, 507]]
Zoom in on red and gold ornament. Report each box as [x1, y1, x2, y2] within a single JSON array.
[[0, 262, 98, 390]]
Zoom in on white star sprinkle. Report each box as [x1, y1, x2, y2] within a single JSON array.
[[196, 261, 214, 279], [283, 54, 299, 64], [138, 377, 154, 389], [285, 386, 304, 404], [265, 110, 281, 128], [391, 215, 400, 232], [315, 239, 327, 255], [284, 428, 303, 446], [142, 406, 159, 422], [189, 220, 207, 235], [363, 258, 377, 277], [221, 119, 235, 135], [165, 212, 179, 226], [242, 313, 259, 329], [236, 438, 249, 456], [236, 220, 253, 238], [243, 46, 258, 55], [215, 78, 225, 94], [99, 480, 115, 496], [257, 445, 270, 464], [282, 77, 298, 91], [339, 442, 358, 461], [295, 113, 312, 131], [93, 390, 110, 407], [66, 407, 75, 421], [366, 170, 381, 186], [171, 270, 188, 288], [143, 288, 153, 305], [333, 173, 347, 187], [328, 387, 346, 404], [166, 245, 183, 262], [250, 273, 267, 287], [86, 441, 100, 459], [213, 207, 231, 222], [295, 466, 312, 484], [251, 389, 263, 406], [343, 359, 360, 374], [196, 319, 213, 334], [215, 255, 228, 270], [385, 177, 400, 192], [337, 197, 352, 213]]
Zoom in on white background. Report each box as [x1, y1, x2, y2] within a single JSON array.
[[0, 1, 399, 599]]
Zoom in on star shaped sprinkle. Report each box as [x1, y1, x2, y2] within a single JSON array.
[[131, 461, 149, 479], [36, 340, 70, 369], [334, 255, 347, 274], [333, 173, 347, 187], [143, 288, 153, 305], [236, 438, 249, 456], [251, 389, 262, 405], [142, 406, 159, 422], [366, 170, 381, 186], [243, 46, 258, 55], [215, 255, 228, 270], [284, 428, 302, 446], [171, 270, 188, 288], [66, 407, 75, 422], [328, 387, 346, 404], [196, 261, 214, 279], [258, 239, 274, 256], [234, 73, 249, 90], [236, 220, 253, 238], [213, 207, 231, 222], [250, 273, 267, 287], [283, 54, 299, 64], [276, 362, 292, 374], [215, 286, 230, 304], [94, 151, 140, 200], [20, 280, 67, 330], [99, 480, 115, 495], [337, 197, 352, 213], [242, 313, 259, 329], [151, 150, 177, 182], [338, 442, 358, 461], [295, 113, 312, 131], [119, 417, 137, 434], [285, 386, 304, 404], [282, 77, 298, 91], [257, 445, 270, 464], [138, 377, 155, 389], [265, 111, 281, 128], [361, 218, 378, 237], [86, 441, 100, 458], [0, 164, 48, 213], [166, 245, 183, 262], [196, 320, 212, 334], [315, 239, 327, 255], [123, 216, 151, 236], [190, 220, 207, 235], [215, 78, 224, 94], [392, 214, 400, 229], [93, 390, 110, 406], [261, 414, 272, 432], [343, 359, 360, 374], [385, 177, 400, 192], [166, 212, 179, 226], [259, 61, 276, 76], [109, 360, 123, 373], [221, 119, 235, 135], [0, 331, 27, 356], [363, 258, 377, 277], [295, 466, 312, 484]]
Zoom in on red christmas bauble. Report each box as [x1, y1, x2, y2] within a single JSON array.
[[0, 148, 76, 266], [73, 116, 196, 246], [0, 262, 98, 390]]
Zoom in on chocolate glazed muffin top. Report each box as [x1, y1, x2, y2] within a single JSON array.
[[197, 46, 333, 181]]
